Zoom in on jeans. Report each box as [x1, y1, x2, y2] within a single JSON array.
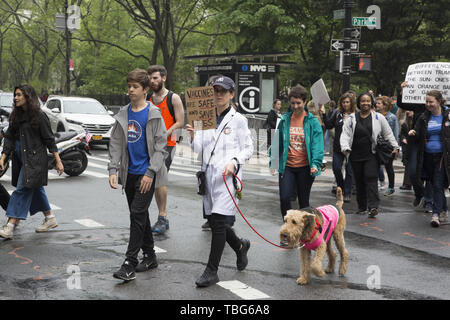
[[279, 166, 315, 219], [351, 154, 380, 211], [124, 173, 156, 267], [422, 153, 447, 215], [332, 151, 353, 197], [409, 143, 433, 204], [5, 168, 51, 220], [206, 213, 242, 272]]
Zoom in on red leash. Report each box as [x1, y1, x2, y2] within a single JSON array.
[[222, 173, 292, 250]]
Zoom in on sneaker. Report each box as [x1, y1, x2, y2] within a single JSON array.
[[201, 220, 211, 231], [399, 185, 412, 190], [113, 261, 136, 281], [384, 188, 395, 197], [355, 209, 368, 215], [378, 181, 386, 190], [135, 253, 158, 272], [368, 208, 378, 218], [423, 203, 433, 213], [343, 195, 351, 203], [430, 215, 440, 228], [152, 216, 169, 234], [195, 268, 219, 287], [413, 197, 424, 208], [35, 217, 58, 233], [236, 239, 250, 271], [0, 224, 14, 239], [439, 211, 448, 223]]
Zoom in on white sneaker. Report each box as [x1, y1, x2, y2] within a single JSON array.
[[35, 217, 58, 233], [431, 215, 440, 228], [440, 211, 448, 223], [0, 224, 14, 239]]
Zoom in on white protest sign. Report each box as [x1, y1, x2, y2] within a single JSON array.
[[310, 79, 331, 111], [402, 62, 450, 104]]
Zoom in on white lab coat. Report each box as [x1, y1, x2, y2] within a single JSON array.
[[191, 107, 254, 216]]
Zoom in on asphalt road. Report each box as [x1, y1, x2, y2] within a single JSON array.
[[0, 142, 449, 303]]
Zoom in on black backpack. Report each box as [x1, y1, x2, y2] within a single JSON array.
[[149, 91, 175, 122]]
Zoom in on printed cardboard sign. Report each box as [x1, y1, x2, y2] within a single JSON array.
[[402, 62, 450, 104], [185, 86, 216, 130]]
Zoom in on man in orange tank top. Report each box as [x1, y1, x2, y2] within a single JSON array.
[[147, 65, 185, 235]]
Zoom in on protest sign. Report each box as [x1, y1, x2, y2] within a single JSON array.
[[402, 62, 450, 104], [185, 86, 216, 130], [310, 79, 331, 111]]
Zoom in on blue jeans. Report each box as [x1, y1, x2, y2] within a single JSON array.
[[279, 166, 315, 219], [422, 152, 447, 215], [6, 168, 51, 220], [332, 151, 353, 197]]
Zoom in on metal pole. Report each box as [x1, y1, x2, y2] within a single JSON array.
[[342, 0, 354, 93], [64, 0, 71, 96]]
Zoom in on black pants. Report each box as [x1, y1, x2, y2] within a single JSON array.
[[351, 154, 380, 211], [279, 166, 314, 219], [124, 173, 156, 267], [206, 213, 242, 272]]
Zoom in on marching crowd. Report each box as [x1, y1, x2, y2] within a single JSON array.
[[0, 65, 447, 288]]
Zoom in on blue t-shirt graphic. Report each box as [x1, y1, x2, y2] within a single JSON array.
[[425, 114, 443, 153], [127, 104, 150, 175]]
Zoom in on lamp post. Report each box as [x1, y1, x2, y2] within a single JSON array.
[[64, 0, 71, 96], [342, 0, 355, 93]]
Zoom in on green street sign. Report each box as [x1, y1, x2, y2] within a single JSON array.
[[352, 17, 376, 27]]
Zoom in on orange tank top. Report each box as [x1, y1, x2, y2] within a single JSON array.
[[150, 94, 176, 146]]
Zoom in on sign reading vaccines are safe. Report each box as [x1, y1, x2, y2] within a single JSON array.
[[402, 62, 450, 104], [185, 86, 216, 130]]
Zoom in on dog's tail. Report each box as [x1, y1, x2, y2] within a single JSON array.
[[336, 186, 343, 210]]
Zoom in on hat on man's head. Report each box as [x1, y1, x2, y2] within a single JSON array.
[[213, 76, 235, 90]]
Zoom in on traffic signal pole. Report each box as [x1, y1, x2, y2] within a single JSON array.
[[342, 0, 354, 93], [64, 0, 71, 96]]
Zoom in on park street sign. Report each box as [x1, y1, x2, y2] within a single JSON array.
[[352, 17, 376, 27], [330, 39, 359, 52]]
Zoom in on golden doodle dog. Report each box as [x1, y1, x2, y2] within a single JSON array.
[[279, 187, 349, 285]]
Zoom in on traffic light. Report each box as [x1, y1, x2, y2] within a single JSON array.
[[358, 56, 371, 71]]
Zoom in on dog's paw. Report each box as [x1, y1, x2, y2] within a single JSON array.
[[312, 268, 326, 278], [296, 277, 309, 285], [325, 266, 334, 274], [339, 265, 347, 276]]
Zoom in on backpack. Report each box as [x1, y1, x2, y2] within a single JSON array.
[[150, 90, 182, 142]]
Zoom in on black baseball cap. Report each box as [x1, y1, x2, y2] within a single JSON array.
[[213, 76, 235, 90]]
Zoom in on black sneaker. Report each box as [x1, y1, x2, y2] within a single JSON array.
[[413, 197, 424, 208], [113, 260, 136, 281], [195, 268, 219, 287], [236, 238, 251, 271], [355, 209, 368, 215], [368, 208, 378, 218], [135, 253, 158, 272], [201, 220, 211, 231]]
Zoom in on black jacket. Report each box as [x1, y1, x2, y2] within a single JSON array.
[[410, 107, 450, 187], [322, 108, 344, 153], [266, 109, 280, 130], [3, 110, 57, 188]]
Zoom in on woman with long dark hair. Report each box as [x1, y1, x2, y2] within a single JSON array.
[[0, 84, 63, 239]]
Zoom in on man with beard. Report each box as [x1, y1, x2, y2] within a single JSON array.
[[147, 65, 185, 235]]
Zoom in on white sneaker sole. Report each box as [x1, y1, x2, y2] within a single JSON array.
[[35, 224, 58, 233]]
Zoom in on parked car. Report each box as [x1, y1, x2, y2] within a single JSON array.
[[43, 96, 115, 147]]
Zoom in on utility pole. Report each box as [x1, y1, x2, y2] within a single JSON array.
[[342, 0, 354, 93], [64, 0, 71, 96]]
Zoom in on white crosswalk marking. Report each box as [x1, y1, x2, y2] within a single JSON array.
[[74, 219, 105, 228], [83, 170, 109, 178], [218, 280, 270, 300]]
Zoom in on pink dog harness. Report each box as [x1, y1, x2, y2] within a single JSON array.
[[301, 205, 339, 251]]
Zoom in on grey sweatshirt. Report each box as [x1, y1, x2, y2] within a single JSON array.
[[108, 103, 168, 188]]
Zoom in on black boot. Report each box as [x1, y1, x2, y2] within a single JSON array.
[[195, 268, 219, 287]]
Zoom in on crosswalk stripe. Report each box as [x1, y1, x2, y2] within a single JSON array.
[[88, 162, 107, 170], [74, 219, 105, 227], [169, 171, 194, 177], [217, 280, 270, 300], [87, 155, 109, 163], [83, 170, 109, 178]]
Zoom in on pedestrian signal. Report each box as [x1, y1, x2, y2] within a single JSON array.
[[358, 56, 371, 71]]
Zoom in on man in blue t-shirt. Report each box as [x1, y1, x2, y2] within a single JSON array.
[[108, 69, 168, 281]]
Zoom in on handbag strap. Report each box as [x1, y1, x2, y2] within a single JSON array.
[[202, 115, 234, 171]]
